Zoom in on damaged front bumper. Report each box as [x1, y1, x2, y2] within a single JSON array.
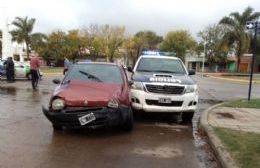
[[42, 105, 130, 129]]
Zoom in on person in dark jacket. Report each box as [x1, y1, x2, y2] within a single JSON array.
[[4, 57, 15, 82]]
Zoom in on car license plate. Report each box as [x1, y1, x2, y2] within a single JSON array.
[[158, 98, 171, 104], [78, 113, 96, 126]]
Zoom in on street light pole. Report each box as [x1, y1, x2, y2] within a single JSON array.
[[202, 42, 206, 77], [248, 21, 258, 101]]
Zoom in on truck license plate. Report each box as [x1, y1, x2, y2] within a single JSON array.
[[78, 113, 96, 126], [158, 98, 171, 104]]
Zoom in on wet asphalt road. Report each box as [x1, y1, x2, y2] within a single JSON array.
[[0, 75, 259, 168]]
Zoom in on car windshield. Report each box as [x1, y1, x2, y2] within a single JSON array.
[[136, 57, 186, 74], [64, 64, 123, 84]]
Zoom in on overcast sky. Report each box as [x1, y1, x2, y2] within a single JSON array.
[[1, 0, 260, 38]]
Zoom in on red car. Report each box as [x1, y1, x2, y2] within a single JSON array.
[[42, 62, 133, 131]]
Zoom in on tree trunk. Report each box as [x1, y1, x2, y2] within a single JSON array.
[[236, 56, 241, 72], [26, 42, 30, 60]]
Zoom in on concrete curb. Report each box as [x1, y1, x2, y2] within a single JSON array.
[[200, 103, 238, 168], [207, 75, 260, 84], [42, 72, 63, 76]]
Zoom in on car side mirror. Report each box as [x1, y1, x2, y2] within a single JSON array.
[[127, 66, 133, 72], [188, 69, 196, 75], [53, 79, 61, 84], [128, 80, 134, 86]]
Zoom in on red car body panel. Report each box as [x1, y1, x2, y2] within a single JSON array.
[[51, 65, 131, 108]]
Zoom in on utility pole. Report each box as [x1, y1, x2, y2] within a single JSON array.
[[202, 42, 206, 77], [246, 21, 260, 101]]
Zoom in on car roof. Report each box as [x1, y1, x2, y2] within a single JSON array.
[[139, 55, 181, 60], [76, 61, 120, 67]]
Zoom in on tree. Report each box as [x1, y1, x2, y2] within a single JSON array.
[[80, 24, 102, 57], [10, 16, 46, 59], [30, 33, 48, 53], [194, 41, 204, 56], [198, 24, 231, 68], [219, 6, 260, 72], [47, 31, 67, 63], [135, 31, 163, 49], [160, 30, 196, 60], [125, 31, 163, 64], [65, 30, 85, 61], [96, 25, 126, 62]]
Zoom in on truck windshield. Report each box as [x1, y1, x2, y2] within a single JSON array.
[[136, 57, 186, 74], [64, 64, 123, 84]]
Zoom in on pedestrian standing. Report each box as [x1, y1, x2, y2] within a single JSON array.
[[63, 57, 70, 75], [30, 54, 40, 90], [9, 57, 15, 82], [4, 57, 15, 82]]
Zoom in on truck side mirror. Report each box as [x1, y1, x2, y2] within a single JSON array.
[[127, 66, 133, 72], [188, 69, 196, 75]]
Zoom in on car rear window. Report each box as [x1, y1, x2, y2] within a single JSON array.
[[64, 64, 124, 84]]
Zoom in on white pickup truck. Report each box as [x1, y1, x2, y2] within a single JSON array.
[[128, 54, 198, 121]]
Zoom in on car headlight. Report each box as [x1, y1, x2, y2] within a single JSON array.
[[108, 99, 119, 108], [131, 82, 144, 91], [185, 85, 197, 93], [52, 98, 65, 110]]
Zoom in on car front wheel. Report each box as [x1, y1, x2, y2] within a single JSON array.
[[182, 111, 194, 122], [52, 124, 62, 131], [121, 108, 134, 131]]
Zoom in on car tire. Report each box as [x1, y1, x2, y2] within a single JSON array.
[[52, 124, 62, 131], [121, 108, 134, 132], [182, 112, 194, 122], [27, 74, 31, 80]]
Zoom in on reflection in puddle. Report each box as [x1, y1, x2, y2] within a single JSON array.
[[133, 146, 183, 158], [0, 86, 17, 96]]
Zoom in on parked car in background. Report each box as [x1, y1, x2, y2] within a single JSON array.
[[42, 62, 133, 131], [0, 60, 43, 80]]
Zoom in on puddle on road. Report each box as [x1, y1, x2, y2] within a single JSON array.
[[0, 86, 17, 95], [155, 123, 189, 132], [133, 146, 183, 158], [216, 112, 235, 119]]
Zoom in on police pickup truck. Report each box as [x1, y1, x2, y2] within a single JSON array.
[[128, 52, 198, 121]]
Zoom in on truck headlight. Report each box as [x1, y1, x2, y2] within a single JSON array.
[[185, 85, 197, 93], [52, 98, 65, 110], [108, 99, 119, 108], [131, 82, 144, 91]]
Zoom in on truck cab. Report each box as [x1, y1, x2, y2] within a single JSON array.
[[129, 53, 198, 121]]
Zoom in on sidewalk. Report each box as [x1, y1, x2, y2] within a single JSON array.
[[209, 107, 260, 134], [200, 102, 260, 168]]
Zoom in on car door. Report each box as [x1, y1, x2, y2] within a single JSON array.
[[15, 62, 26, 78]]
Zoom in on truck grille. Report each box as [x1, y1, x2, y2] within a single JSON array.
[[145, 84, 185, 94], [146, 100, 183, 107]]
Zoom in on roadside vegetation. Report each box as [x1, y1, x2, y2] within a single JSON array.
[[0, 6, 259, 71], [223, 99, 260, 108], [214, 127, 260, 168], [40, 67, 63, 74]]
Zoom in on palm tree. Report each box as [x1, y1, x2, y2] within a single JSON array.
[[10, 16, 45, 59], [219, 6, 260, 72]]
